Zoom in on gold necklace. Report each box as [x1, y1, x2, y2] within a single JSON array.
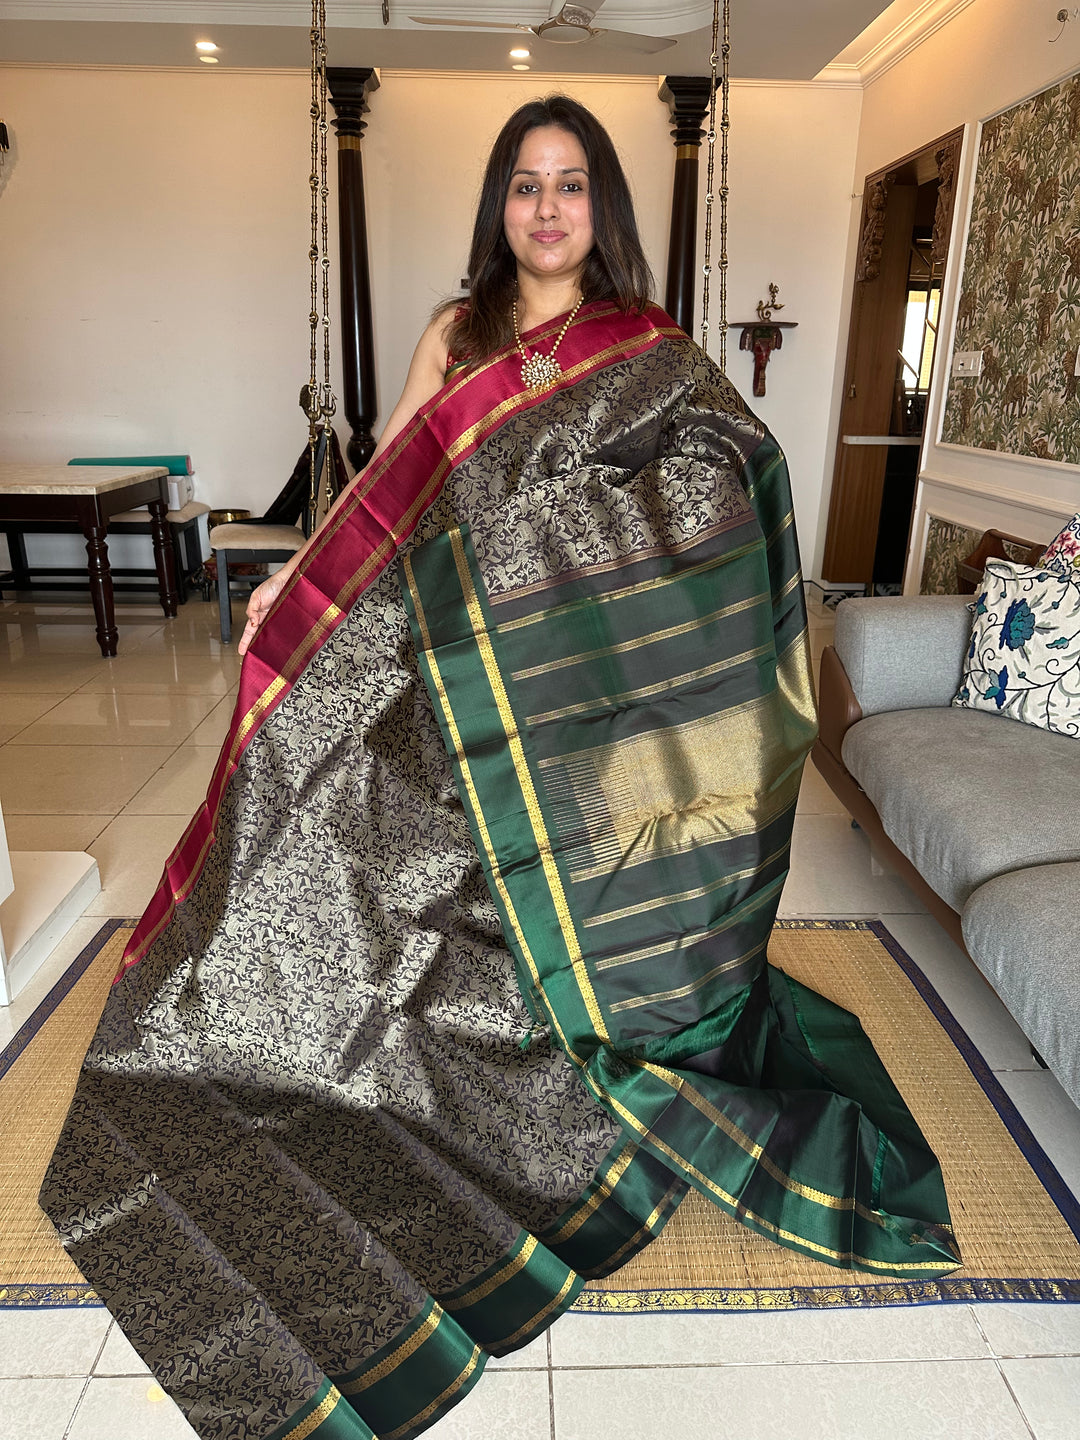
[[513, 294, 584, 393]]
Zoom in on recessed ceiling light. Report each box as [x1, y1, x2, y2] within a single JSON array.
[[511, 63, 531, 71], [199, 55, 220, 64], [509, 47, 530, 58], [195, 41, 218, 52]]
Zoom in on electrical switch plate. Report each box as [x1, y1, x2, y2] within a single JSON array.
[[952, 351, 984, 377]]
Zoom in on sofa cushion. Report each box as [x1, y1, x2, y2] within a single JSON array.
[[1041, 511, 1080, 575], [962, 863, 1080, 1109], [953, 559, 1080, 738], [841, 707, 1080, 911]]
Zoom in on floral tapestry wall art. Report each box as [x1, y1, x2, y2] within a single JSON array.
[[941, 71, 1080, 463]]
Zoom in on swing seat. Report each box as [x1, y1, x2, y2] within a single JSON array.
[[209, 522, 304, 645]]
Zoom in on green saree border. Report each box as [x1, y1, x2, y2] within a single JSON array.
[[401, 520, 960, 1282]]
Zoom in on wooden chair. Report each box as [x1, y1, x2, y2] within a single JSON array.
[[956, 528, 1045, 594]]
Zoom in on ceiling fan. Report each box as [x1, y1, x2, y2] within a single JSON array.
[[408, 2, 677, 54]]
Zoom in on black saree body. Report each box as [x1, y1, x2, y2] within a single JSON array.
[[41, 303, 958, 1440]]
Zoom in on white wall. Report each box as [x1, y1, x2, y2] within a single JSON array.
[[836, 0, 1080, 589], [0, 65, 861, 576]]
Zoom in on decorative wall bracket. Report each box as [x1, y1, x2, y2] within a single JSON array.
[[730, 285, 796, 397]]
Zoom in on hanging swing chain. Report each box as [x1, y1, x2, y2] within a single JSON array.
[[700, 0, 731, 372], [307, 0, 336, 529]]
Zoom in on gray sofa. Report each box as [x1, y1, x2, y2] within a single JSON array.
[[812, 594, 1080, 1109]]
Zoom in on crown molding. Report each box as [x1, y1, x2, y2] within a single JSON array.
[[839, 0, 977, 87]]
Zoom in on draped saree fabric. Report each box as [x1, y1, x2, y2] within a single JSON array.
[[40, 303, 959, 1440]]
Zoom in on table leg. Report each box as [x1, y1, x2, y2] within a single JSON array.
[[83, 524, 118, 657], [149, 499, 179, 618]]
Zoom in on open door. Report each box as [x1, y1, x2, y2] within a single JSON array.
[[822, 128, 963, 587]]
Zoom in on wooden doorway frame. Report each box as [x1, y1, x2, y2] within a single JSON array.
[[821, 127, 963, 584]]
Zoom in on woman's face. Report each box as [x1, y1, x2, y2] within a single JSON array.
[[503, 125, 594, 288]]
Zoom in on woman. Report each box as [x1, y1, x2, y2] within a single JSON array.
[[42, 97, 957, 1440]]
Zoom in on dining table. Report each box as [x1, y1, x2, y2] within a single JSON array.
[[0, 463, 178, 656]]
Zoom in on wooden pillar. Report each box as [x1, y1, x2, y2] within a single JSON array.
[[327, 67, 380, 471], [659, 76, 715, 336]]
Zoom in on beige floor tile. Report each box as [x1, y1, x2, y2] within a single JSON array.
[[76, 648, 242, 695], [0, 1308, 110, 1378], [181, 693, 239, 748], [123, 747, 218, 814], [0, 617, 163, 657], [778, 814, 928, 917], [997, 1071, 1080, 1200], [551, 1305, 990, 1368], [0, 693, 64, 743], [0, 1378, 84, 1440], [85, 813, 187, 915], [1, 813, 112, 851], [8, 691, 218, 747], [0, 651, 106, 693], [67, 1376, 197, 1440], [999, 1357, 1080, 1439], [552, 1359, 1030, 1440], [797, 759, 849, 816], [0, 744, 173, 814]]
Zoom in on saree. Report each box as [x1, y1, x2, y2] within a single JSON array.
[[41, 301, 959, 1440]]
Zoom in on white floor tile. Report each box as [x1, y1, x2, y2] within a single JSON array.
[[430, 1368, 550, 1439], [881, 914, 1041, 1073], [549, 1305, 991, 1369], [999, 1357, 1080, 1439], [94, 1322, 151, 1376], [995, 1070, 1080, 1201], [778, 814, 927, 917], [0, 1377, 84, 1440], [66, 1376, 198, 1440], [0, 1306, 110, 1377], [974, 1303, 1080, 1358], [552, 1359, 1031, 1440]]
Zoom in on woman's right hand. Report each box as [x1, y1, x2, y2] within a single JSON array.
[[237, 564, 295, 657]]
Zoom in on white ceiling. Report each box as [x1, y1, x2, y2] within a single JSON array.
[[0, 1, 901, 80]]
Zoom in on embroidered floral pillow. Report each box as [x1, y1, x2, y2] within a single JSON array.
[[1041, 511, 1080, 575], [954, 558, 1080, 737]]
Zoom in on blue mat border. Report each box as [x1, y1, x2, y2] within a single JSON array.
[[3, 918, 1078, 1310]]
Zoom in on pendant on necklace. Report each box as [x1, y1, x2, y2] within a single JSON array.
[[520, 351, 562, 393]]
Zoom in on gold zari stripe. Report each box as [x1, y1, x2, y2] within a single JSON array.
[[543, 1143, 636, 1244], [279, 1387, 342, 1440], [583, 841, 791, 927], [510, 591, 768, 681], [340, 1306, 442, 1395], [382, 1347, 482, 1440], [445, 1236, 538, 1310], [402, 550, 582, 1066], [526, 642, 773, 726], [449, 527, 609, 1044]]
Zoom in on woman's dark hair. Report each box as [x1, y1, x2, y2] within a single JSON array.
[[444, 95, 653, 366]]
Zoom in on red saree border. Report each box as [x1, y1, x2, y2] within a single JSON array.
[[119, 302, 682, 977]]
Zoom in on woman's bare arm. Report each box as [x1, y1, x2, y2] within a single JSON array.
[[237, 312, 453, 656]]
